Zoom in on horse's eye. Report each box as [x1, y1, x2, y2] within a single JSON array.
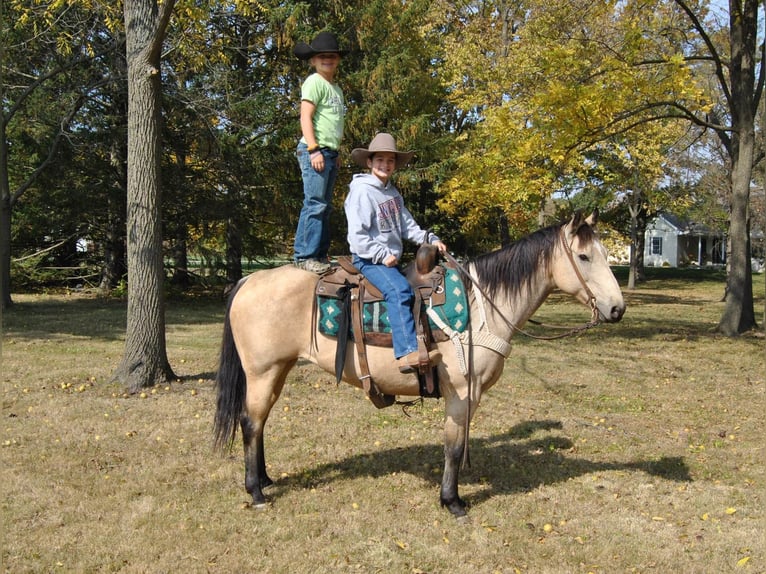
[[578, 254, 590, 262]]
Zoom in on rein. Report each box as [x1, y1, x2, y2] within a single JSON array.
[[443, 228, 602, 342], [441, 229, 603, 469]]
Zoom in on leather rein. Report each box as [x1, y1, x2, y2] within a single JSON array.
[[444, 229, 603, 341]]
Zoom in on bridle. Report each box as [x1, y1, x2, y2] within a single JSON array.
[[443, 226, 605, 468], [555, 227, 603, 330], [444, 227, 603, 341]]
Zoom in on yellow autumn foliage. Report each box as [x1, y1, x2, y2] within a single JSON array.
[[433, 0, 707, 239]]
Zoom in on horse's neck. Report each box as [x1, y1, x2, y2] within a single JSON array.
[[468, 265, 552, 341]]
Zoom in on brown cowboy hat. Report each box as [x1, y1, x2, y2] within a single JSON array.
[[351, 133, 415, 169], [294, 31, 348, 60]]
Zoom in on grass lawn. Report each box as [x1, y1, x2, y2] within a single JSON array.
[[2, 269, 764, 573]]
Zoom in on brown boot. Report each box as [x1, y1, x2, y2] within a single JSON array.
[[398, 349, 442, 374]]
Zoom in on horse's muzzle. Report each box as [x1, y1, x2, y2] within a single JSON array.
[[607, 304, 626, 323]]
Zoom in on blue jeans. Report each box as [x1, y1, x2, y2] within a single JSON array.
[[353, 255, 418, 359], [294, 143, 339, 261]]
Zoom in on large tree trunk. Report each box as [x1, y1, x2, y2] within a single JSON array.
[[634, 210, 647, 282], [719, 144, 756, 334], [717, 0, 758, 335], [112, 0, 176, 392]]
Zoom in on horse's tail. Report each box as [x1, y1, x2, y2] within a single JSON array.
[[214, 279, 246, 451]]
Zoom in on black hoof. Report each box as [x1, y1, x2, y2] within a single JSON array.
[[441, 496, 468, 517], [250, 492, 270, 509]]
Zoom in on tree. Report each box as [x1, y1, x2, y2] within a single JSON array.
[[437, 0, 764, 334], [674, 0, 764, 335], [111, 0, 177, 392], [0, 2, 112, 308]]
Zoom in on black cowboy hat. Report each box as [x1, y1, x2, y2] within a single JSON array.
[[294, 31, 348, 60]]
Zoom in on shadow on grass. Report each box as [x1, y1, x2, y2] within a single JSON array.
[[267, 419, 691, 510], [3, 295, 224, 340]]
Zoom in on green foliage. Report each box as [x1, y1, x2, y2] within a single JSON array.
[[4, 0, 755, 293]]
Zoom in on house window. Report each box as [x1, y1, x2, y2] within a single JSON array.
[[651, 237, 663, 255]]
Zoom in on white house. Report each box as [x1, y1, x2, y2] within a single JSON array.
[[644, 213, 726, 268]]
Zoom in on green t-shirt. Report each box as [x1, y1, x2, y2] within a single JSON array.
[[300, 73, 345, 151]]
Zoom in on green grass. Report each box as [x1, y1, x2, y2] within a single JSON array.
[[2, 272, 764, 573]]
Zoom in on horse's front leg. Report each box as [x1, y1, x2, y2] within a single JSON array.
[[240, 415, 272, 508], [440, 396, 471, 518], [440, 420, 467, 517]]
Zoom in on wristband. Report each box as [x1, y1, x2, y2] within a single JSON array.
[[307, 145, 320, 153]]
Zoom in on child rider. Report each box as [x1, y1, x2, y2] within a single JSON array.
[[344, 133, 447, 373]]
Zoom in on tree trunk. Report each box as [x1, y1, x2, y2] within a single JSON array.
[[627, 189, 647, 290], [170, 227, 189, 288], [112, 0, 176, 392], [100, 59, 129, 293], [99, 200, 126, 292], [634, 207, 647, 283], [225, 219, 243, 285], [1, 67, 13, 310], [0, 144, 11, 310], [628, 214, 637, 290], [719, 145, 756, 334], [717, 0, 757, 335]]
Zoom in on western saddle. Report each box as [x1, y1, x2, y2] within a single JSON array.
[[315, 245, 448, 408]]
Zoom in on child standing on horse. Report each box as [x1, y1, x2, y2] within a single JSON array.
[[344, 133, 448, 373], [293, 32, 347, 274]]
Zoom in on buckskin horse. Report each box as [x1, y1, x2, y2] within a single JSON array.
[[214, 211, 625, 518]]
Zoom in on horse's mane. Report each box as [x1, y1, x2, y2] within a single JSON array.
[[469, 219, 596, 300]]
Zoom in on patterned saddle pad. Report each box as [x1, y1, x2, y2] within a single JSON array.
[[317, 267, 468, 339]]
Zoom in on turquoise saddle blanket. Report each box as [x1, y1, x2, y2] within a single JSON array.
[[317, 267, 468, 339]]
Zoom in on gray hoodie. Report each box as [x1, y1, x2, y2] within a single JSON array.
[[344, 173, 438, 264]]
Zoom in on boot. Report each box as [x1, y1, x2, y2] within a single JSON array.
[[398, 349, 442, 374]]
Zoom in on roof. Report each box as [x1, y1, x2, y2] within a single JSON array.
[[654, 212, 725, 237]]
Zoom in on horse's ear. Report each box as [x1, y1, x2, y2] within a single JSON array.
[[568, 210, 584, 234], [585, 208, 599, 228]]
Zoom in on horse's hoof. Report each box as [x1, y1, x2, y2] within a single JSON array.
[[441, 496, 468, 518], [243, 499, 271, 511]]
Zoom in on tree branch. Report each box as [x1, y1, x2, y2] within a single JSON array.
[[569, 101, 734, 157], [753, 40, 765, 118], [11, 95, 86, 205], [672, 0, 733, 106], [149, 0, 177, 62]]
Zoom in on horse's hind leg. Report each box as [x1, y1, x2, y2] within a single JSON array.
[[240, 361, 294, 508]]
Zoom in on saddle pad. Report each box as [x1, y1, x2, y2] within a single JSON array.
[[316, 298, 391, 338], [317, 268, 468, 338], [427, 267, 468, 332]]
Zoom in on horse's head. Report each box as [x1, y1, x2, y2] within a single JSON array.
[[554, 210, 626, 323]]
